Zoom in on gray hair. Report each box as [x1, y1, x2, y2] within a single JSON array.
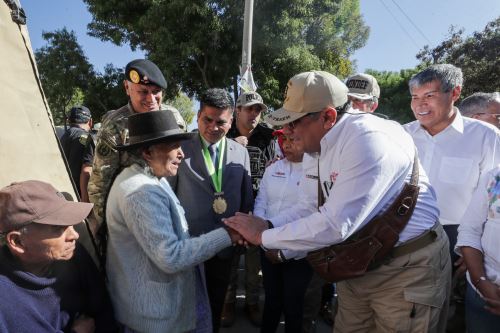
[[460, 92, 500, 117], [409, 64, 463, 93]]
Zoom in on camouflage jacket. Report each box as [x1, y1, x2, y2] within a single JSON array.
[[87, 104, 145, 227]]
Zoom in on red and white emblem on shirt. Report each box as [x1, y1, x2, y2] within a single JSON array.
[[330, 171, 339, 183]]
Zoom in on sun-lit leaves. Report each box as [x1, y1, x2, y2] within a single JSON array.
[[83, 0, 369, 108]]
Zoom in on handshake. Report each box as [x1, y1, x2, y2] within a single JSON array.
[[223, 212, 269, 246]]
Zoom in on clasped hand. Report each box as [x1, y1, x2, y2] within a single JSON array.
[[223, 212, 269, 246]]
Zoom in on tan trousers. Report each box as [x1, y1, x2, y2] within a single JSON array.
[[334, 224, 451, 333]]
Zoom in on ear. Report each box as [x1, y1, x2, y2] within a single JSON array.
[[323, 107, 338, 129], [451, 85, 462, 103], [371, 102, 379, 113], [124, 80, 131, 96], [5, 231, 26, 255], [141, 147, 153, 163]]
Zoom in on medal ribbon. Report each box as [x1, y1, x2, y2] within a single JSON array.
[[201, 136, 226, 192]]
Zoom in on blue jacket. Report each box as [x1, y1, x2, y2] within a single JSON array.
[[106, 164, 232, 332]]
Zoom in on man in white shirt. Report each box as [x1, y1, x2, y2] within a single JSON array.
[[404, 64, 500, 332], [225, 71, 451, 332], [459, 92, 500, 129], [404, 64, 500, 266]]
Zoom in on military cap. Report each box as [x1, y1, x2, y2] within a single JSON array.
[[125, 59, 167, 89], [68, 105, 91, 124]]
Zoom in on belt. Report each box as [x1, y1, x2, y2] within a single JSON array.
[[391, 222, 439, 258]]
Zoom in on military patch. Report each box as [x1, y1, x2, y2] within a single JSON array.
[[96, 142, 111, 157], [79, 134, 88, 146], [129, 69, 140, 83]]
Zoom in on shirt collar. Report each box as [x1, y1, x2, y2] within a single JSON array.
[[412, 107, 464, 136], [199, 134, 222, 149], [320, 108, 353, 152]]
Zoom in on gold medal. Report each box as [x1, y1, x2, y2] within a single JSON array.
[[213, 197, 227, 214]]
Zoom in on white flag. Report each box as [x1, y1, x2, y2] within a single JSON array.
[[238, 68, 257, 92]]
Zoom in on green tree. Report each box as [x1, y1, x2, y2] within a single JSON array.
[[84, 64, 128, 122], [166, 93, 196, 126], [84, 0, 368, 108], [35, 28, 94, 125], [416, 17, 500, 97], [367, 69, 419, 124]]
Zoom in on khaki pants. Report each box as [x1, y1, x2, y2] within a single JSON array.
[[334, 224, 451, 333]]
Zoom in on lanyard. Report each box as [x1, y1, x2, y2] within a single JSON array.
[[200, 136, 226, 192]]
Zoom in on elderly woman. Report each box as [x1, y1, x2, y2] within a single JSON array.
[[105, 111, 238, 333], [254, 131, 315, 333], [456, 165, 500, 332]]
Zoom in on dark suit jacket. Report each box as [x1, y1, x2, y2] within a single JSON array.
[[170, 135, 254, 258]]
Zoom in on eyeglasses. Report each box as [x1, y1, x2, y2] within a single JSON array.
[[476, 113, 500, 120], [286, 113, 318, 130], [349, 97, 374, 104]]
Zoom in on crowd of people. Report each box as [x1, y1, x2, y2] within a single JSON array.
[[0, 58, 499, 333]]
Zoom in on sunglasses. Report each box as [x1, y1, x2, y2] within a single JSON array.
[[286, 112, 319, 130]]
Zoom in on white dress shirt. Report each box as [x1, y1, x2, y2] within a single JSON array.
[[457, 166, 500, 289], [254, 158, 314, 259], [262, 110, 439, 254], [254, 159, 304, 220], [405, 109, 500, 225]]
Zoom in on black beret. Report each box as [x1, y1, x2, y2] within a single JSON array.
[[125, 59, 167, 89]]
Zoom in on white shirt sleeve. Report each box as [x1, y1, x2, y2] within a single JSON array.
[[262, 128, 411, 253], [456, 170, 491, 254]]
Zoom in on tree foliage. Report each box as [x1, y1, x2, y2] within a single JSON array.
[[416, 17, 500, 97], [83, 0, 369, 109], [84, 64, 128, 121], [367, 69, 419, 124], [165, 93, 196, 126], [34, 30, 190, 124], [35, 28, 94, 124]]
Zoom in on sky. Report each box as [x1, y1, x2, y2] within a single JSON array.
[[21, 0, 500, 74]]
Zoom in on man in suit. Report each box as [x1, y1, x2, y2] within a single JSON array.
[[171, 88, 254, 332]]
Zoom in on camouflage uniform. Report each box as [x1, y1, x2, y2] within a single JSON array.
[[88, 103, 186, 229], [87, 103, 144, 229]]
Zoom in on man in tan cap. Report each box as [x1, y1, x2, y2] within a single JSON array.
[[345, 73, 380, 113], [224, 71, 451, 332], [0, 180, 117, 332]]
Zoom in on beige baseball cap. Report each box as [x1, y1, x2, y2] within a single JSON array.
[[346, 73, 380, 100], [236, 91, 268, 113], [264, 71, 348, 126]]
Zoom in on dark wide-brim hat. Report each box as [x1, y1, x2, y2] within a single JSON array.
[[116, 111, 195, 151]]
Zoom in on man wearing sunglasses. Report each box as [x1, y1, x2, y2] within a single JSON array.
[[225, 70, 451, 332]]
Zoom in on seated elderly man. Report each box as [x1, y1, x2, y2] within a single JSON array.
[[0, 180, 117, 333]]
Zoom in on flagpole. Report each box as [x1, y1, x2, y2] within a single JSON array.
[[241, 0, 253, 77], [240, 0, 255, 92]]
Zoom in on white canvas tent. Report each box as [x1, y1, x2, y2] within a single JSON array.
[[0, 0, 98, 262]]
